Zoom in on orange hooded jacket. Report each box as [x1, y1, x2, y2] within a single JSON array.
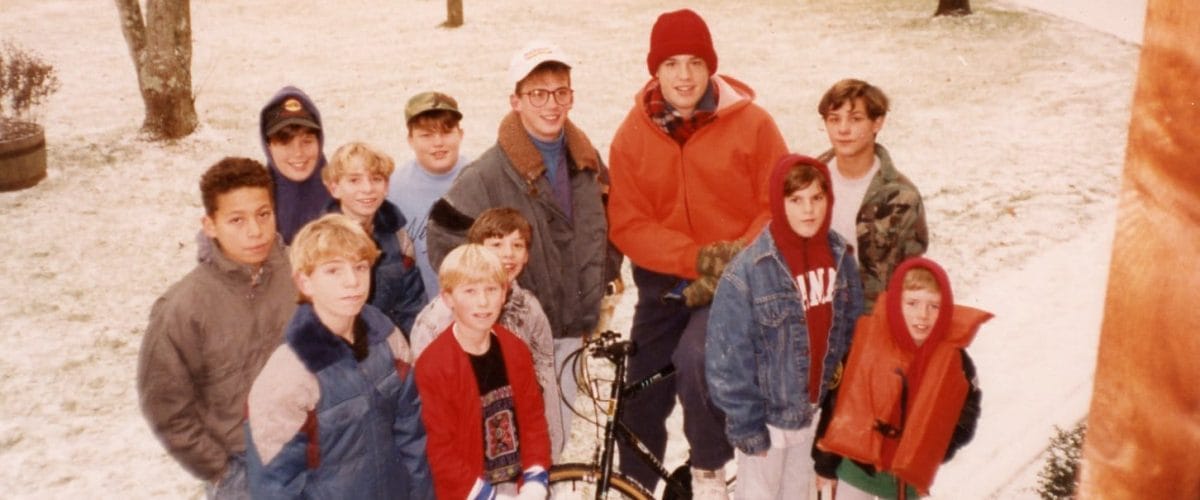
[[818, 257, 992, 494], [607, 75, 789, 279]]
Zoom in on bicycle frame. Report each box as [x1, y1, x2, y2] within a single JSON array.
[[586, 334, 689, 498]]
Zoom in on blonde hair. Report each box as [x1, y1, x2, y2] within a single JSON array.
[[438, 244, 508, 292], [322, 141, 396, 185], [290, 214, 381, 278], [902, 267, 941, 294]]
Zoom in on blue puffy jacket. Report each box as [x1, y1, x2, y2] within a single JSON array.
[[246, 304, 433, 499]]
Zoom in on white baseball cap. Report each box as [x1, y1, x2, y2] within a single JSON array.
[[507, 40, 572, 90]]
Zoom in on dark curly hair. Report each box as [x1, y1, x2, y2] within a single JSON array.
[[199, 157, 274, 216]]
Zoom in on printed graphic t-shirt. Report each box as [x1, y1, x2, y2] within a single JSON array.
[[469, 334, 521, 484]]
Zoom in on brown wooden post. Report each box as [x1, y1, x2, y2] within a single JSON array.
[[1079, 0, 1200, 497]]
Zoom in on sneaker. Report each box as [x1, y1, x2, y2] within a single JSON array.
[[690, 467, 729, 500]]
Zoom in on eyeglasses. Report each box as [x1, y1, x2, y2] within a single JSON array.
[[520, 87, 574, 107]]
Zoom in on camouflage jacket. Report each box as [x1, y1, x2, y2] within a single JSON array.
[[818, 143, 928, 312]]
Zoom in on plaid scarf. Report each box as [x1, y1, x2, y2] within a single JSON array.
[[645, 80, 719, 145]]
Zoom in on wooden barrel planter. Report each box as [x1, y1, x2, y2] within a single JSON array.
[[0, 122, 47, 192]]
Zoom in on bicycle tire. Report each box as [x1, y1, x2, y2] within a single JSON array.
[[549, 463, 654, 500]]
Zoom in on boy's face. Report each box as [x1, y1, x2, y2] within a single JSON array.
[[823, 98, 885, 161], [268, 130, 321, 182], [202, 187, 276, 266], [510, 71, 572, 142], [655, 54, 710, 119], [407, 125, 464, 175], [784, 181, 828, 238], [900, 287, 942, 346], [481, 230, 529, 283], [296, 257, 372, 321], [328, 164, 387, 223], [441, 280, 505, 336]]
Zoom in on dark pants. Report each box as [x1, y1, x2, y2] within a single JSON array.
[[618, 266, 733, 491]]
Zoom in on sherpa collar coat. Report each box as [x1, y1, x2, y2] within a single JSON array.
[[426, 112, 609, 338]]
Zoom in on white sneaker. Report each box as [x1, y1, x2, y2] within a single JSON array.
[[690, 467, 730, 500]]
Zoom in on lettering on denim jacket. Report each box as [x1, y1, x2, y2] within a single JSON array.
[[795, 267, 838, 311]]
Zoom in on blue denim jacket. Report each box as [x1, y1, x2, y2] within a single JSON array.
[[706, 226, 864, 455]]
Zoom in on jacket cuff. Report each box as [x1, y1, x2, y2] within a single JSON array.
[[731, 429, 770, 455]]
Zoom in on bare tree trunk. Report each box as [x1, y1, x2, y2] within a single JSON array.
[[934, 0, 971, 17], [444, 0, 464, 28], [1079, 0, 1200, 498], [115, 0, 197, 139]]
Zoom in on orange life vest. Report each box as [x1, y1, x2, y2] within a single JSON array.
[[818, 291, 991, 494]]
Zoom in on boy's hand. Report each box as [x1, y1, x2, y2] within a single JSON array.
[[682, 275, 718, 307], [696, 240, 744, 277], [683, 240, 745, 307]]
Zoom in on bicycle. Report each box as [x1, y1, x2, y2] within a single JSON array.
[[547, 330, 734, 499]]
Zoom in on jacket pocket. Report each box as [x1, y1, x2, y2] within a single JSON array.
[[751, 293, 805, 406]]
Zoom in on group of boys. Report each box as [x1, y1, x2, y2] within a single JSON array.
[[137, 6, 987, 500]]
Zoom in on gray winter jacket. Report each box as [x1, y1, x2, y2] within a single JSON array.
[[137, 237, 297, 480], [427, 112, 609, 338]]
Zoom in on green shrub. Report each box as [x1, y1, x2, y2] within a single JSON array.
[[1037, 421, 1086, 500]]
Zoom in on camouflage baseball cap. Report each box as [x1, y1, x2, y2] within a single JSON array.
[[404, 91, 462, 123]]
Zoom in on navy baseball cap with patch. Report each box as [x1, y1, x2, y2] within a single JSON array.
[[265, 97, 320, 136]]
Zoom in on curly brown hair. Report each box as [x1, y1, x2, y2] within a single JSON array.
[[199, 157, 274, 216]]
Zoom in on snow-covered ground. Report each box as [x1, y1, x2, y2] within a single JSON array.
[[1007, 0, 1146, 44], [0, 0, 1141, 497]]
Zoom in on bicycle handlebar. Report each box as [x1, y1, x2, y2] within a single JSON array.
[[586, 330, 638, 360]]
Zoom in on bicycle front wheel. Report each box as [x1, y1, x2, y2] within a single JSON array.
[[549, 463, 654, 500]]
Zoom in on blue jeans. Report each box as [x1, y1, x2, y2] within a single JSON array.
[[618, 266, 733, 491], [205, 454, 249, 500]]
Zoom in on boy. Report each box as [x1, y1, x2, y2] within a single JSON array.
[[706, 155, 863, 500], [260, 85, 333, 244], [409, 207, 564, 460], [606, 9, 790, 495], [415, 244, 551, 499], [137, 157, 297, 498], [815, 258, 989, 499], [322, 141, 426, 334], [388, 91, 471, 299], [244, 214, 433, 499], [426, 40, 609, 442], [815, 79, 928, 312]]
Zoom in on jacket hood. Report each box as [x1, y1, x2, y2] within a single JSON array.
[[885, 257, 954, 353], [884, 257, 993, 352], [768, 154, 834, 252], [259, 86, 332, 243], [259, 86, 327, 169]]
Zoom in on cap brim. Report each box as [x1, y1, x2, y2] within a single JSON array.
[[405, 107, 463, 123], [266, 117, 320, 136]]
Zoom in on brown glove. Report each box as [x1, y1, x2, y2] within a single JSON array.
[[682, 240, 745, 307], [682, 274, 719, 307]]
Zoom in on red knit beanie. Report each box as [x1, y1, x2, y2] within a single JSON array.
[[646, 9, 718, 76]]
